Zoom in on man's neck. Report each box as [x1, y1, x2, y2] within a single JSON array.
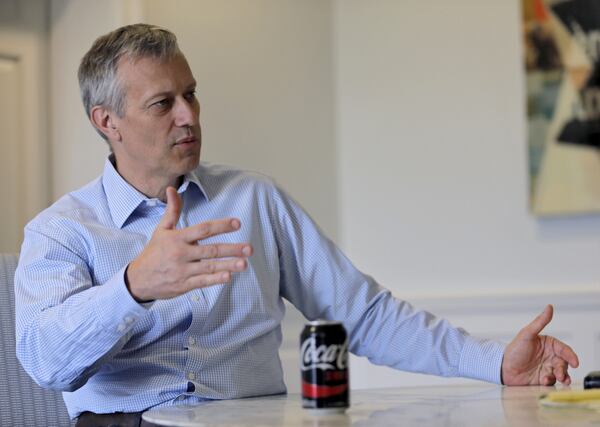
[[110, 156, 183, 202]]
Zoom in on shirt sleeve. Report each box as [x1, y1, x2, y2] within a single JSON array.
[[14, 226, 150, 392], [271, 185, 505, 384]]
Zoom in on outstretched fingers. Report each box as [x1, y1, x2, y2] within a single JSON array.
[[552, 338, 580, 369], [186, 243, 253, 262], [182, 218, 243, 243], [541, 353, 572, 385], [537, 337, 578, 385]]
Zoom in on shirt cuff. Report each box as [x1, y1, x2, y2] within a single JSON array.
[[92, 265, 152, 335], [458, 335, 505, 384]]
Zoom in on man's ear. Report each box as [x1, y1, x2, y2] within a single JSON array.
[[90, 106, 122, 142]]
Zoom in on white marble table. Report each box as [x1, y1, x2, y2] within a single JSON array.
[[142, 384, 600, 427]]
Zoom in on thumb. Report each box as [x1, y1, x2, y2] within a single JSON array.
[[158, 186, 182, 230], [521, 304, 553, 339]]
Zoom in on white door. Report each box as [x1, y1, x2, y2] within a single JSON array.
[[0, 56, 23, 253]]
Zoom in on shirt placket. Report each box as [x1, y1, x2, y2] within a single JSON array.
[[178, 191, 212, 393], [184, 290, 211, 393]]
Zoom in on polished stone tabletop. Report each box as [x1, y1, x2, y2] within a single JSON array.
[[142, 384, 600, 427]]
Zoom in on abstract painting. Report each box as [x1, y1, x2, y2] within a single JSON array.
[[523, 0, 600, 215]]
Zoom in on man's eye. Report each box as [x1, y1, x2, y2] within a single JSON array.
[[152, 99, 172, 108], [184, 91, 197, 102]]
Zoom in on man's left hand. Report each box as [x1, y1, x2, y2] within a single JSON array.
[[501, 304, 579, 386]]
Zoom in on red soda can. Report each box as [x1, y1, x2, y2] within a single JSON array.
[[300, 320, 349, 412]]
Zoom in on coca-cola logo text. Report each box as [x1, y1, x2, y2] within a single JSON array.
[[300, 336, 348, 371]]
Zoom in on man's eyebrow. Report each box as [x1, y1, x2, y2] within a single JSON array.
[[144, 82, 197, 104], [145, 91, 172, 102]]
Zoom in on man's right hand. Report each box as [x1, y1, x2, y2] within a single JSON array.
[[125, 186, 253, 302]]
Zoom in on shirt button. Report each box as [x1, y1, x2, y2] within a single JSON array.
[[188, 337, 196, 346], [190, 295, 200, 302], [187, 372, 196, 381], [124, 316, 134, 324], [117, 324, 126, 332]]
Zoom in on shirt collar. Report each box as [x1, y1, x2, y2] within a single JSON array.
[[102, 155, 209, 228], [183, 168, 209, 200]]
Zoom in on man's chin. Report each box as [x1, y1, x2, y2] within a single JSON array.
[[181, 153, 201, 172]]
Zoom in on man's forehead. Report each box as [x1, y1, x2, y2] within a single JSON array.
[[117, 54, 196, 96]]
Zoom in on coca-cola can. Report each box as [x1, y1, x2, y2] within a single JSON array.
[[300, 320, 349, 412]]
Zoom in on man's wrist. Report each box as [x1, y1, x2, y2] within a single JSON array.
[[124, 263, 153, 304]]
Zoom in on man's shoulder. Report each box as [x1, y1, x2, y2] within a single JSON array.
[[197, 162, 275, 183], [195, 162, 279, 195], [27, 176, 107, 232]]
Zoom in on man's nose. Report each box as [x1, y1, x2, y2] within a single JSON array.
[[173, 97, 199, 127]]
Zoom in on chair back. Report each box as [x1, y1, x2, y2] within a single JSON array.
[[0, 253, 73, 426]]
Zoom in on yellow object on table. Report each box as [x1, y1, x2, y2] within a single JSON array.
[[539, 389, 600, 410]]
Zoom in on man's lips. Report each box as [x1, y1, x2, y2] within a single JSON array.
[[174, 136, 198, 146]]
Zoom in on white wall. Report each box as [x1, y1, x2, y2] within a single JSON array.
[[49, 0, 141, 201], [335, 0, 600, 297]]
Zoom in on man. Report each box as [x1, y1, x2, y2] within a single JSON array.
[[15, 24, 578, 425]]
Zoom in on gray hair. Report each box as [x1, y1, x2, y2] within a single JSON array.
[[78, 23, 181, 140]]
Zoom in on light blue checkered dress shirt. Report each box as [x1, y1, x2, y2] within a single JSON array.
[[15, 157, 504, 419]]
